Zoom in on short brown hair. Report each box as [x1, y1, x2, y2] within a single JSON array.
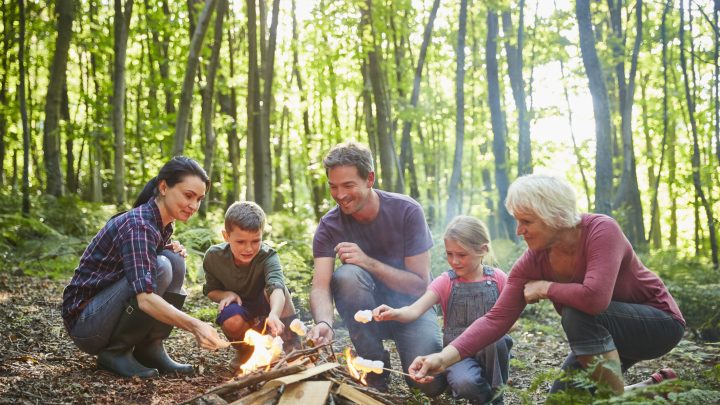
[[224, 201, 266, 232], [323, 142, 374, 179]]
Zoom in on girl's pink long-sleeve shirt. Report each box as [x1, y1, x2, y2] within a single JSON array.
[[450, 214, 685, 359]]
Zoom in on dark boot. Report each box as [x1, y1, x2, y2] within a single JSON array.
[[133, 291, 194, 376], [280, 314, 302, 353], [97, 297, 159, 378]]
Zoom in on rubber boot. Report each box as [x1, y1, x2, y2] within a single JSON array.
[[133, 291, 194, 376], [97, 297, 159, 378]]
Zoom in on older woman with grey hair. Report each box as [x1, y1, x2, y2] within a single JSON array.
[[407, 174, 685, 396]]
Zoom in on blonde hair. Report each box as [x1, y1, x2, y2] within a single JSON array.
[[505, 174, 581, 229], [225, 201, 266, 232], [444, 215, 493, 263]]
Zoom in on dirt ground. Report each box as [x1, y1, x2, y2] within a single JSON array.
[[1, 272, 718, 404]]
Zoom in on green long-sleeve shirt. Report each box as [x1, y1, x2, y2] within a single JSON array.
[[202, 242, 285, 299]]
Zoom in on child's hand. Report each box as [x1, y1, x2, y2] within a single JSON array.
[[373, 304, 397, 321], [266, 313, 284, 336], [218, 292, 242, 312]]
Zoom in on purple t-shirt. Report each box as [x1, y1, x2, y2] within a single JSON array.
[[450, 213, 685, 359], [313, 189, 433, 272]]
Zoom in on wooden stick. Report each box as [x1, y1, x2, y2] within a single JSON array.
[[381, 367, 413, 378], [179, 364, 307, 405]]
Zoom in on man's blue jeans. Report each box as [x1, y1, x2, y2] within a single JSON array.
[[68, 250, 185, 355], [549, 301, 684, 393], [331, 264, 447, 397]]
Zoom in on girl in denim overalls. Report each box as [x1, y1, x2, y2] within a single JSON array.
[[374, 215, 513, 404]]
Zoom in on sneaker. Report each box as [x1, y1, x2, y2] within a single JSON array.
[[650, 368, 677, 384]]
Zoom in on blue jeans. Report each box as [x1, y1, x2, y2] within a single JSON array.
[[549, 301, 685, 393], [68, 250, 186, 355], [331, 264, 447, 397], [445, 335, 512, 403]]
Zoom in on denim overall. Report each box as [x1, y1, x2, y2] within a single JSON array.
[[443, 267, 512, 403]]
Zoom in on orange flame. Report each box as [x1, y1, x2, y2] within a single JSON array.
[[344, 347, 367, 385], [237, 329, 283, 375]]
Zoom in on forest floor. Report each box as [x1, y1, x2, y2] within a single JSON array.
[[1, 272, 719, 404]]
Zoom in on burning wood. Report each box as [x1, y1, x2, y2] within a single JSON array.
[[181, 341, 406, 405]]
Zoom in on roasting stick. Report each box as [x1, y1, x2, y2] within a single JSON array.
[[381, 367, 414, 378]]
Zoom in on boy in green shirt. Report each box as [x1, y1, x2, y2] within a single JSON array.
[[203, 201, 298, 371]]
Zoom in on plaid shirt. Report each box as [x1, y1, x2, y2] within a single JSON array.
[[62, 199, 173, 330]]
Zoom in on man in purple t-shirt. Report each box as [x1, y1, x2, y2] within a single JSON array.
[[308, 142, 445, 396]]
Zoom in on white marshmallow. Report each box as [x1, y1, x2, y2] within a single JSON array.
[[354, 310, 373, 323], [289, 318, 307, 336]]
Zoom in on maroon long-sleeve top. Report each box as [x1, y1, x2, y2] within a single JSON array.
[[450, 214, 685, 358]]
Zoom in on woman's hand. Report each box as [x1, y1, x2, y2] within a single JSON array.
[[373, 304, 399, 321], [193, 321, 229, 350], [167, 240, 188, 258], [408, 353, 446, 383], [218, 292, 242, 312], [266, 313, 284, 337], [524, 280, 551, 304]]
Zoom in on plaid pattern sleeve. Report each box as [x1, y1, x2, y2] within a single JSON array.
[[119, 221, 162, 294], [62, 200, 170, 330]]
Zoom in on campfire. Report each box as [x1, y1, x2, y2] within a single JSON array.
[[181, 340, 408, 405], [236, 329, 283, 375]]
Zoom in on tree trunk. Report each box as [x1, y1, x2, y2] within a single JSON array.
[[649, 0, 673, 248], [0, 0, 8, 188], [487, 11, 515, 240], [112, 0, 132, 206], [19, 0, 30, 214], [255, 0, 280, 212], [219, 22, 240, 208], [246, 0, 260, 201], [679, 0, 719, 268], [716, 0, 720, 164], [173, 0, 218, 155], [610, 0, 645, 246], [273, 105, 288, 212], [43, 0, 74, 197], [400, 0, 440, 201], [502, 3, 532, 176], [360, 0, 397, 192], [200, 0, 226, 217], [576, 0, 613, 214], [89, 0, 103, 203], [446, 0, 467, 224]]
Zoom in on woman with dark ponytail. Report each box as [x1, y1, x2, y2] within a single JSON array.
[[62, 156, 228, 378]]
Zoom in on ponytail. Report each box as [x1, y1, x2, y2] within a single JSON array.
[[133, 177, 160, 208]]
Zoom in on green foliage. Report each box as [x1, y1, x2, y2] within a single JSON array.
[[265, 212, 316, 313], [642, 250, 720, 341]]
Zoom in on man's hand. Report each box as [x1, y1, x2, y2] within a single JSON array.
[[335, 242, 371, 269], [524, 280, 551, 304], [166, 240, 188, 258], [308, 322, 334, 345], [218, 292, 242, 312], [266, 313, 284, 337]]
